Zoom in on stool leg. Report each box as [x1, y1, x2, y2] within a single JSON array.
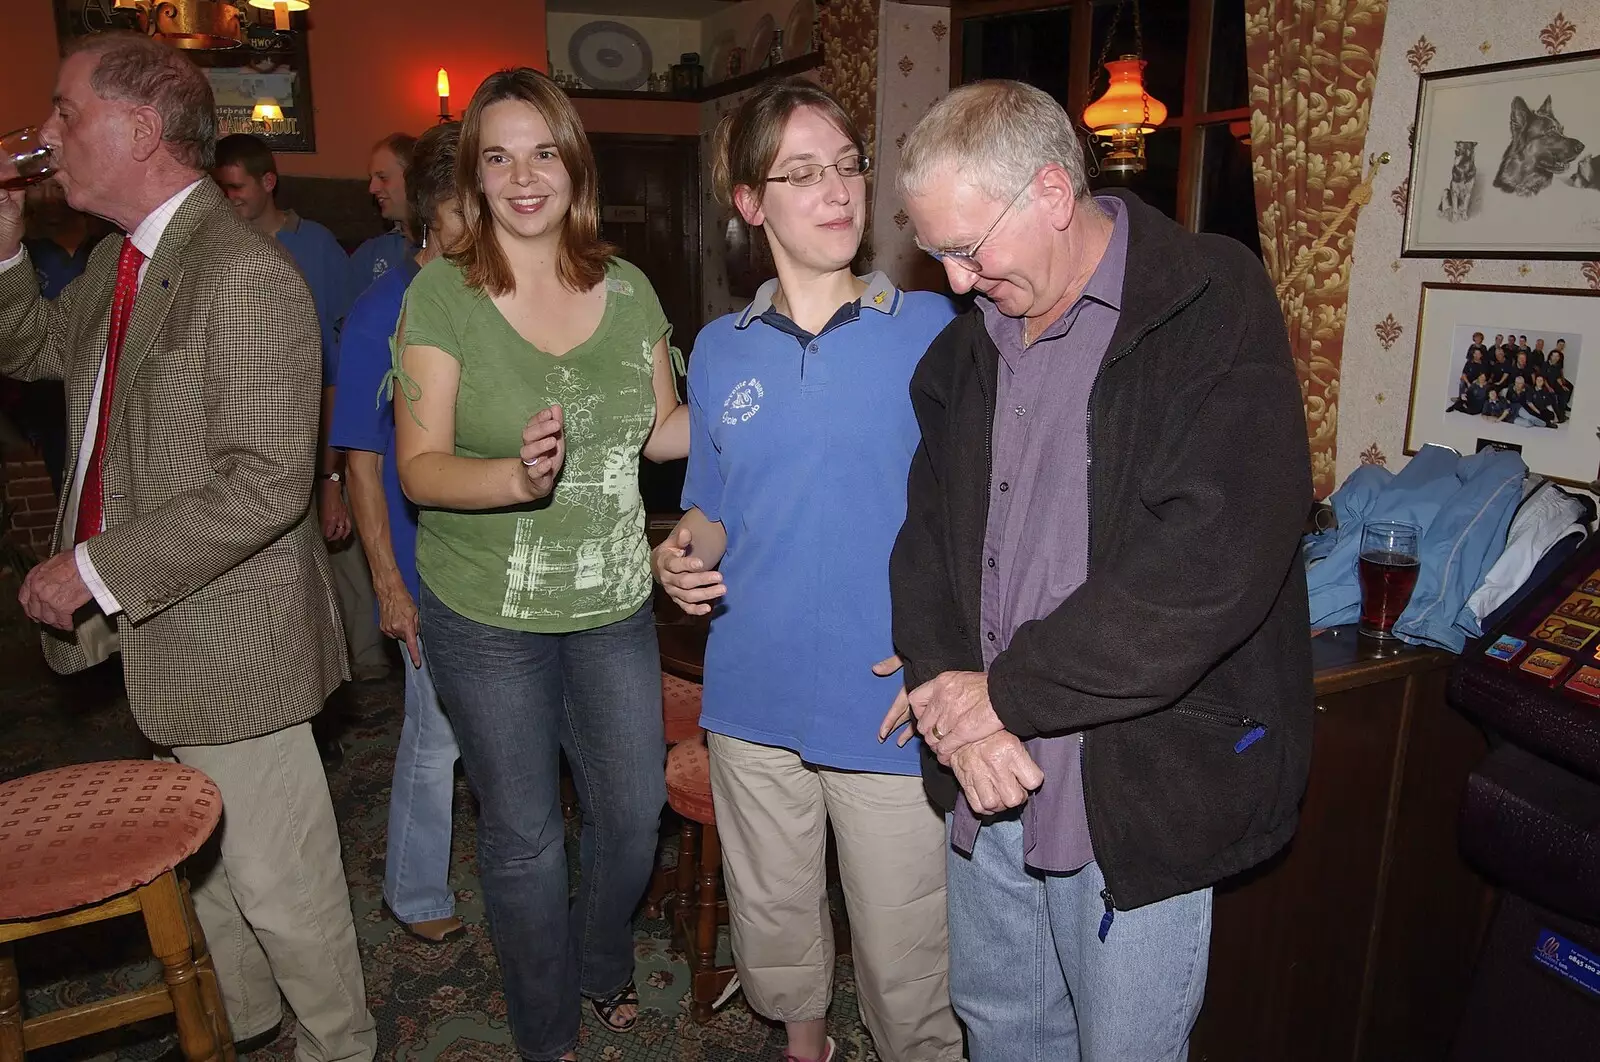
[[181, 880, 237, 1062], [140, 871, 222, 1062], [0, 942, 22, 1062], [670, 818, 698, 942], [692, 823, 721, 1024], [643, 846, 672, 921]]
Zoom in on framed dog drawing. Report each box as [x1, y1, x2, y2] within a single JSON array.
[[1404, 284, 1599, 487], [1402, 49, 1600, 259]]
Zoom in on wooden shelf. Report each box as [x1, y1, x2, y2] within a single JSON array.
[[564, 53, 823, 105]]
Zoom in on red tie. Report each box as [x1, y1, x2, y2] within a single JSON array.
[[74, 238, 145, 545]]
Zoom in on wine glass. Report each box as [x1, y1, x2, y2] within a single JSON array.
[[1, 128, 57, 192]]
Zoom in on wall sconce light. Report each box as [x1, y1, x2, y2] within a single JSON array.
[[251, 98, 284, 123], [437, 68, 452, 123], [247, 0, 309, 32]]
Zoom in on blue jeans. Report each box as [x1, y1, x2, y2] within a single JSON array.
[[384, 639, 461, 923], [947, 815, 1212, 1062], [420, 587, 665, 1062]]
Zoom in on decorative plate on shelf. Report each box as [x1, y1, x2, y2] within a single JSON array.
[[705, 29, 737, 84], [748, 14, 777, 70], [783, 0, 815, 61], [568, 20, 653, 91]]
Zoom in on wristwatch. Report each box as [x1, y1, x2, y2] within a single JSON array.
[[320, 472, 343, 483]]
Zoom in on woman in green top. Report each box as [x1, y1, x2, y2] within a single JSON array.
[[394, 68, 687, 1062]]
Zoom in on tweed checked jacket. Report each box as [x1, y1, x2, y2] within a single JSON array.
[[0, 179, 347, 747]]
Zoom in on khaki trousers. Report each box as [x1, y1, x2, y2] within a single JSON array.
[[326, 533, 386, 676], [706, 732, 965, 1062], [173, 723, 377, 1062]]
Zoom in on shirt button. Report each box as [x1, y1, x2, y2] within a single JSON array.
[[986, 631, 997, 642], [987, 557, 996, 568], [1014, 406, 1026, 417], [999, 482, 1010, 493], [808, 343, 818, 353]]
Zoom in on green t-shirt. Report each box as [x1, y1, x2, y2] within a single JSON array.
[[398, 256, 669, 633]]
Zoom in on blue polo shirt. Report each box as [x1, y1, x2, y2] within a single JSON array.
[[330, 255, 422, 603], [275, 211, 353, 385], [349, 229, 414, 298], [682, 273, 958, 774]]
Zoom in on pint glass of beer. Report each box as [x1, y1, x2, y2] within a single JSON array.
[[1357, 521, 1422, 639]]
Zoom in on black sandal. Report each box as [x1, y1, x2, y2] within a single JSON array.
[[589, 980, 640, 1033]]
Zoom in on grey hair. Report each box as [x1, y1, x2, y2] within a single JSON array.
[[899, 80, 1090, 205], [67, 32, 217, 171]]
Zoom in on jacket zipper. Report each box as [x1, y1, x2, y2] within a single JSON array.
[[1174, 704, 1270, 752], [1079, 277, 1210, 936]]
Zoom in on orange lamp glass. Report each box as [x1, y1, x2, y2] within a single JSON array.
[[1083, 56, 1167, 134], [251, 99, 284, 123], [437, 68, 452, 122], [1082, 56, 1167, 175]]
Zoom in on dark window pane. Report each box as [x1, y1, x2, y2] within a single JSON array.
[[1198, 121, 1261, 257], [1091, 127, 1181, 220], [1207, 0, 1249, 112], [959, 8, 1073, 107], [1090, 0, 1188, 119]]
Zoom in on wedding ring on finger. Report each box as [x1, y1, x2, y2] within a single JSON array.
[[522, 457, 540, 468], [931, 723, 945, 741]]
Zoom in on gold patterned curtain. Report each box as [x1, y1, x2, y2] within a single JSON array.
[[1247, 0, 1388, 497]]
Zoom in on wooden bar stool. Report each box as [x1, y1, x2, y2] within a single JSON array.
[[0, 761, 234, 1062], [663, 733, 735, 1023], [644, 673, 706, 920]]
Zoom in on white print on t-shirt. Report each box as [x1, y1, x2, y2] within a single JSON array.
[[722, 377, 764, 426]]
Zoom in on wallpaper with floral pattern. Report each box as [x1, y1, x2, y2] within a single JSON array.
[[1248, 0, 1390, 498], [1337, 3, 1598, 481], [873, 2, 954, 291]]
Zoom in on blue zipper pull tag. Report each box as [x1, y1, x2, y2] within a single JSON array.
[[1234, 724, 1267, 754], [1098, 888, 1115, 942]]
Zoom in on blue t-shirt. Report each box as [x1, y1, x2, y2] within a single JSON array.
[[349, 229, 414, 299], [275, 212, 353, 385], [682, 274, 958, 774], [26, 235, 102, 298], [330, 255, 421, 603]]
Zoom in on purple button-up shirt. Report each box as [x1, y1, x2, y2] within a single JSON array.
[[951, 197, 1128, 873]]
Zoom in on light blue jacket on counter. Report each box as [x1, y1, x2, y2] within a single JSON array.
[[1303, 444, 1527, 652]]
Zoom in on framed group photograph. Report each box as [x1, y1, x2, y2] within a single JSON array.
[[1402, 48, 1600, 259], [1405, 283, 1599, 487]]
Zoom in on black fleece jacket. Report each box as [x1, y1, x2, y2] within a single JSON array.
[[889, 189, 1315, 911]]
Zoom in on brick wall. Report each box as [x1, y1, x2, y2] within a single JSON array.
[[3, 447, 56, 555]]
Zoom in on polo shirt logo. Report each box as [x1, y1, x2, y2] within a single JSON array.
[[722, 377, 765, 426]]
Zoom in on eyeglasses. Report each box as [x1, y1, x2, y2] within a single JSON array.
[[765, 153, 872, 187], [914, 176, 1036, 273]]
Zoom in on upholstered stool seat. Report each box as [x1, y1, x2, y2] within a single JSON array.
[[1, 761, 233, 1061], [0, 761, 221, 920], [665, 737, 715, 825], [661, 674, 704, 746]]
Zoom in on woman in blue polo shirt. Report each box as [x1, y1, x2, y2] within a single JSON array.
[[652, 78, 963, 1062]]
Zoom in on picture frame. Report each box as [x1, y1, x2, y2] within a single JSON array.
[[1401, 48, 1600, 259], [1405, 283, 1599, 487], [192, 30, 317, 154], [49, 2, 316, 153]]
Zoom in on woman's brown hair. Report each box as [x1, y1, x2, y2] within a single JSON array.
[[450, 68, 613, 295], [710, 76, 866, 213]]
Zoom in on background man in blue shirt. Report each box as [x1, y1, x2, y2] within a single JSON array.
[[331, 122, 465, 943], [348, 133, 417, 297], [213, 135, 389, 761]]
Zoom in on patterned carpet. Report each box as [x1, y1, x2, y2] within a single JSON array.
[[0, 583, 877, 1062]]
